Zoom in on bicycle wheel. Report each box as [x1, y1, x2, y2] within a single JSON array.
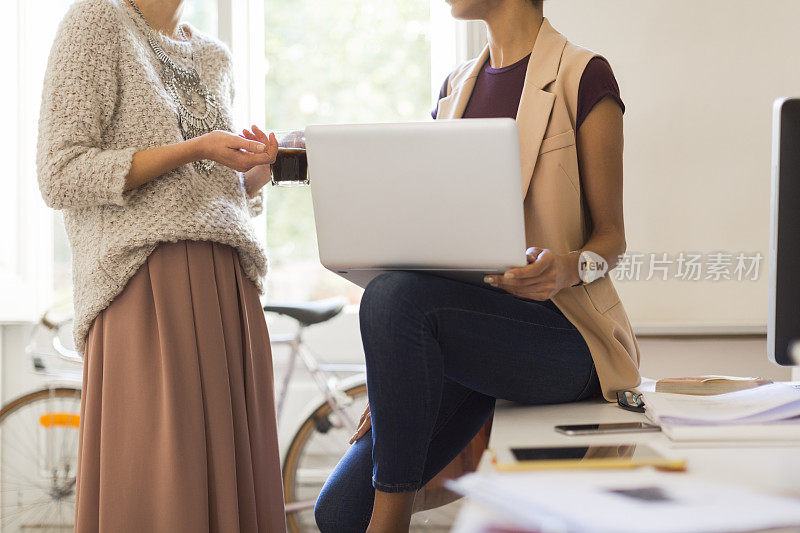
[[282, 381, 464, 532], [0, 387, 82, 532], [283, 380, 367, 532]]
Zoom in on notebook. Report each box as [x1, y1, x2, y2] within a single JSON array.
[[643, 383, 800, 442]]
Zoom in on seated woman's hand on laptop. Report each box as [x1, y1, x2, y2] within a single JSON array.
[[484, 247, 580, 301], [240, 125, 278, 197]]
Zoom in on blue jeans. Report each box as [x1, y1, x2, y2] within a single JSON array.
[[315, 272, 599, 532]]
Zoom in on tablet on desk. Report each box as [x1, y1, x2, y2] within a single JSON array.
[[491, 444, 686, 472]]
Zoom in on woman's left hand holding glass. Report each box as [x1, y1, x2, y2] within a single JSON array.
[[241, 125, 278, 197], [484, 247, 580, 301]]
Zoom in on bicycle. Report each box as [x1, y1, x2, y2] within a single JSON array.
[[264, 298, 369, 532], [0, 315, 82, 531], [0, 303, 460, 532]]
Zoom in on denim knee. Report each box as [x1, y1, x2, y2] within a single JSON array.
[[314, 487, 344, 533], [315, 482, 370, 533], [360, 272, 430, 322], [362, 271, 420, 306], [314, 435, 376, 532], [313, 490, 335, 533]]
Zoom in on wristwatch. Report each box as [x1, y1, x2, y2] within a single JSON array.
[[576, 250, 608, 285]]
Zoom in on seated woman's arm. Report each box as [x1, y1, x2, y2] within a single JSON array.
[[487, 97, 626, 299], [571, 96, 627, 272]]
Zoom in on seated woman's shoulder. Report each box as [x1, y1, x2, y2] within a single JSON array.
[[447, 56, 482, 87], [563, 41, 610, 69]]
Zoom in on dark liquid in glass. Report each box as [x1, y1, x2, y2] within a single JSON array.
[[271, 147, 308, 184]]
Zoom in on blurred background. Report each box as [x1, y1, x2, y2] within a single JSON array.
[[2, 0, 800, 530], [5, 0, 800, 328]]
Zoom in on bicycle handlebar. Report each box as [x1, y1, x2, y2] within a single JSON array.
[[27, 313, 83, 366]]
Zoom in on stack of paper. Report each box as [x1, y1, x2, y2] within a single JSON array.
[[447, 470, 800, 533], [642, 383, 800, 442]]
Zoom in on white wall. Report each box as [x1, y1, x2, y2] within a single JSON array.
[[544, 0, 800, 330], [6, 2, 797, 402]]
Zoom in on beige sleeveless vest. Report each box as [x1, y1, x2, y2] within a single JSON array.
[[435, 19, 641, 401]]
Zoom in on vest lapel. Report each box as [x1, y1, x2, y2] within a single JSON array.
[[436, 19, 567, 195], [436, 47, 489, 120], [517, 19, 568, 195]]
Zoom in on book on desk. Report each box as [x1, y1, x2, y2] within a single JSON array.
[[642, 382, 800, 442], [654, 375, 773, 396]]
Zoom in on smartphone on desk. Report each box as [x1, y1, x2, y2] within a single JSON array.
[[555, 422, 660, 436]]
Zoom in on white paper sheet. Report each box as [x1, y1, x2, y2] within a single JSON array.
[[643, 383, 800, 425], [447, 470, 800, 533]]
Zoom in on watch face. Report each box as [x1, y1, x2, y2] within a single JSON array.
[[579, 251, 608, 284]]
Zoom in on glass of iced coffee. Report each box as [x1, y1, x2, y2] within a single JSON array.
[[271, 130, 308, 187]]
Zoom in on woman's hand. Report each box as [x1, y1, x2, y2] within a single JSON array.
[[240, 126, 278, 197], [125, 131, 275, 192], [197, 129, 277, 173], [349, 404, 371, 444], [484, 247, 581, 300]]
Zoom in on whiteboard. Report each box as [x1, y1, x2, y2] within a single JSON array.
[[542, 0, 800, 331]]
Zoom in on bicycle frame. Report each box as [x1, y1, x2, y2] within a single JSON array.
[[271, 324, 364, 435]]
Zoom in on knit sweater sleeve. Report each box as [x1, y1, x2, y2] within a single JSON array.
[[238, 173, 265, 217], [247, 192, 265, 217], [37, 1, 137, 210]]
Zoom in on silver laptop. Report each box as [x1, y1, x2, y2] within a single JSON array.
[[306, 119, 527, 288]]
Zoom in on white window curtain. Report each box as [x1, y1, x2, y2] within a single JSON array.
[[0, 0, 67, 323]]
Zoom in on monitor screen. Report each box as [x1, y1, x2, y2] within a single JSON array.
[[769, 99, 800, 366]]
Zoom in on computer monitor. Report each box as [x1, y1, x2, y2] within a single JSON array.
[[769, 98, 800, 366]]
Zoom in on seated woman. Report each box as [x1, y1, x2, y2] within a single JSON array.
[[315, 0, 641, 531]]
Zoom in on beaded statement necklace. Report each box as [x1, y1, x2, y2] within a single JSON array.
[[126, 0, 230, 172]]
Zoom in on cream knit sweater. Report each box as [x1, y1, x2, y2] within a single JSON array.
[[37, 0, 267, 354]]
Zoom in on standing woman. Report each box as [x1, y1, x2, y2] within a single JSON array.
[[37, 0, 286, 530], [315, 0, 641, 531]]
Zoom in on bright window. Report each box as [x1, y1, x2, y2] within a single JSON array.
[[263, 0, 433, 303], [6, 0, 461, 320], [183, 0, 219, 34]]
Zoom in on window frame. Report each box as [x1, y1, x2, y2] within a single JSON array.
[[218, 0, 268, 246]]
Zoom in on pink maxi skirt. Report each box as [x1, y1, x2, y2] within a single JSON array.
[[76, 241, 286, 532]]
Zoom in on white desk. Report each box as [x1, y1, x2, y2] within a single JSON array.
[[452, 398, 800, 532]]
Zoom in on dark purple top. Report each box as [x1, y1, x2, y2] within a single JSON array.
[[432, 55, 624, 129]]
